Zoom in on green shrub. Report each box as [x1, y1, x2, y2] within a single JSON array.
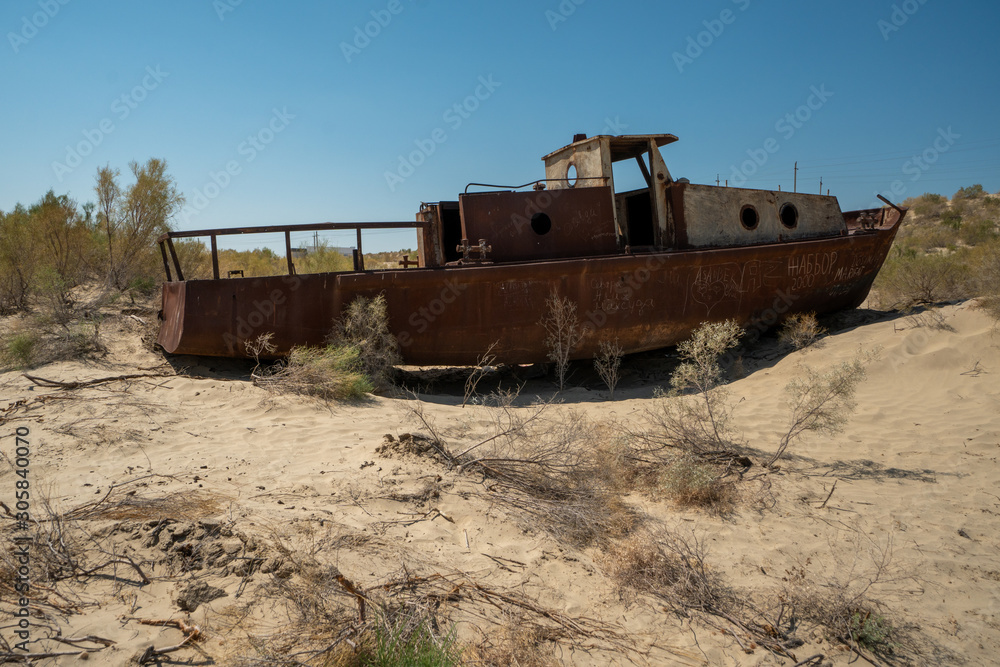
[[352, 614, 462, 667], [954, 184, 986, 201], [660, 455, 735, 508], [849, 610, 898, 656], [333, 293, 401, 392], [873, 249, 972, 307], [280, 344, 374, 400], [1, 331, 40, 369]]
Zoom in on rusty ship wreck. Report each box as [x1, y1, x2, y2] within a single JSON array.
[[156, 133, 906, 365]]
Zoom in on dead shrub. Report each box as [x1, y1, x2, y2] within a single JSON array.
[[601, 529, 802, 657], [779, 312, 825, 350], [408, 390, 635, 546], [659, 454, 738, 510], [466, 611, 558, 667], [784, 532, 911, 661], [0, 312, 106, 370]]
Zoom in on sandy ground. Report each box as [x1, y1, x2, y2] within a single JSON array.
[[1, 301, 998, 665]]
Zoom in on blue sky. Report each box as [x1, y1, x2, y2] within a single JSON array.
[[2, 0, 998, 253]]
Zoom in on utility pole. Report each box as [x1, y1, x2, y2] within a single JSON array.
[[819, 177, 823, 195], [716, 174, 720, 186], [793, 162, 798, 193]]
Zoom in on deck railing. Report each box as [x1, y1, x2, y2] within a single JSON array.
[[157, 221, 429, 282]]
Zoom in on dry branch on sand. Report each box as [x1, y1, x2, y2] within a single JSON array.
[[226, 557, 635, 666], [405, 390, 635, 546]]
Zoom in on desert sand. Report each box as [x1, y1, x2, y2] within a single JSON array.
[[1, 300, 998, 665]]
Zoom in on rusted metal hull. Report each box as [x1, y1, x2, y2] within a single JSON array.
[[158, 209, 902, 365]]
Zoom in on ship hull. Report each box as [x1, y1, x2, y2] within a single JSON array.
[[157, 211, 901, 366]]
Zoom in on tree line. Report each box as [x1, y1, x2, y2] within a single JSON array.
[[0, 159, 183, 314]]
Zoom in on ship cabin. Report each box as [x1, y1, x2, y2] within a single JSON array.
[[415, 133, 848, 267]]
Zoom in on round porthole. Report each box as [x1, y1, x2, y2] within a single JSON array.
[[740, 204, 759, 230], [531, 212, 552, 235], [779, 203, 799, 229], [567, 164, 578, 188]]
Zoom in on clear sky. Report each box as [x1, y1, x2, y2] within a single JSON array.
[[2, 0, 999, 253]]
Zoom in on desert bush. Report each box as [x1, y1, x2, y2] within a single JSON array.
[[463, 341, 499, 407], [954, 183, 986, 202], [785, 532, 907, 661], [350, 612, 462, 667], [779, 312, 824, 350], [0, 206, 38, 313], [594, 338, 623, 398], [601, 529, 801, 655], [970, 239, 1000, 322], [765, 349, 876, 468], [904, 192, 947, 218], [618, 321, 746, 508], [0, 298, 107, 371], [254, 344, 373, 401], [659, 454, 737, 509], [634, 320, 744, 455], [0, 329, 40, 369], [251, 295, 398, 400], [959, 218, 999, 246], [466, 612, 557, 667], [940, 208, 963, 230], [332, 293, 401, 392], [873, 247, 972, 307], [540, 292, 584, 390]]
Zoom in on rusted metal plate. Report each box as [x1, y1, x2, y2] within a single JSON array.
[[458, 187, 617, 262], [158, 207, 903, 366]]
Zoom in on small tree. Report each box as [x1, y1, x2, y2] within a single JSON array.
[[766, 350, 877, 468], [594, 338, 623, 399], [540, 293, 584, 390], [669, 320, 744, 449], [94, 159, 184, 290]]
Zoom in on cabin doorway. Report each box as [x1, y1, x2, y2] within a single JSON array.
[[440, 201, 463, 263], [613, 155, 657, 248]]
